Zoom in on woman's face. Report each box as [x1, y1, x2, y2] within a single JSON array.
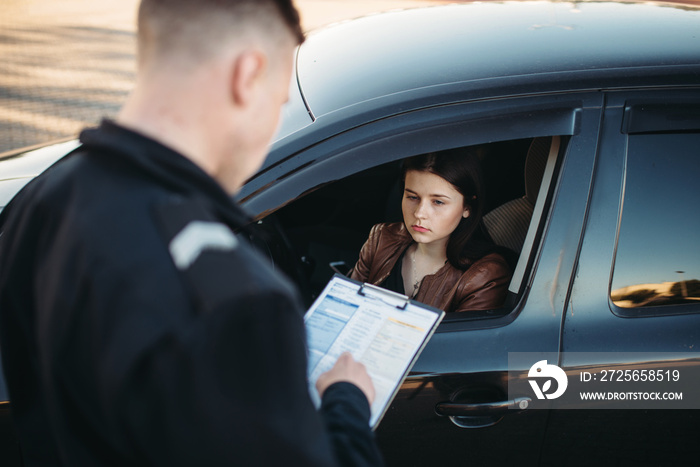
[[402, 170, 470, 248]]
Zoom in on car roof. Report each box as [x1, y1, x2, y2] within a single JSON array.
[[296, 1, 700, 120], [3, 1, 700, 201]]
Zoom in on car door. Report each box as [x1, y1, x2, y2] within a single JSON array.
[[371, 102, 605, 467], [242, 92, 605, 466], [540, 90, 700, 466]]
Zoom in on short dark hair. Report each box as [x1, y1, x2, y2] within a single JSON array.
[[137, 0, 304, 66], [270, 0, 305, 43], [401, 149, 496, 269]]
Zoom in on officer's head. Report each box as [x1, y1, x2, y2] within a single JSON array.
[[136, 0, 304, 68], [131, 0, 305, 193]]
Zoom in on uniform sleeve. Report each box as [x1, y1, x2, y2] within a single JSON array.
[[112, 287, 382, 467], [320, 383, 385, 467], [452, 254, 511, 312]]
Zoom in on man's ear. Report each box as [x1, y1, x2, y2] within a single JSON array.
[[230, 50, 267, 107]]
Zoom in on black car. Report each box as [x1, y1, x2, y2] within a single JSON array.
[[2, 1, 700, 465]]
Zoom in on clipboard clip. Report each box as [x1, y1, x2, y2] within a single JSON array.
[[358, 283, 410, 310]]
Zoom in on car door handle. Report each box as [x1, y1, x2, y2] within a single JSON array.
[[435, 396, 531, 417]]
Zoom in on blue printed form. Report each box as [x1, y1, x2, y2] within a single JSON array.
[[304, 275, 444, 428], [306, 294, 359, 371]]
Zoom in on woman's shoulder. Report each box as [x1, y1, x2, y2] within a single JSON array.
[[447, 253, 511, 312], [361, 222, 412, 259], [368, 222, 409, 240], [474, 252, 510, 268], [460, 252, 511, 282], [351, 222, 411, 284]]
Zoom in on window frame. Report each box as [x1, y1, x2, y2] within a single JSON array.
[[610, 100, 700, 317], [242, 93, 598, 330]]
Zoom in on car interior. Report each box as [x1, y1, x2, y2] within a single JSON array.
[[246, 135, 565, 321]]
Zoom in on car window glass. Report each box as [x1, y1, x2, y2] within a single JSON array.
[[611, 132, 700, 310]]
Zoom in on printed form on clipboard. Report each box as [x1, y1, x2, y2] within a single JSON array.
[[305, 274, 445, 429]]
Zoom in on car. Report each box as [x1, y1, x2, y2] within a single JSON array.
[[2, 1, 700, 465]]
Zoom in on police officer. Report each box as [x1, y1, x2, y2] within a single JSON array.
[[0, 1, 383, 465]]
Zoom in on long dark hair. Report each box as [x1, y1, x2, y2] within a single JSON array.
[[401, 149, 496, 269]]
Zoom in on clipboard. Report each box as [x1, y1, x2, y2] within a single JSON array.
[[304, 274, 445, 429]]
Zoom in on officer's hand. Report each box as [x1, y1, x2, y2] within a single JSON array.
[[316, 352, 376, 405]]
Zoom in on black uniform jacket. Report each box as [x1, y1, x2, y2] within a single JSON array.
[[0, 121, 383, 466]]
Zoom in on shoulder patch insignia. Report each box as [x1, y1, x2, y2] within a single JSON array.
[[169, 220, 238, 270]]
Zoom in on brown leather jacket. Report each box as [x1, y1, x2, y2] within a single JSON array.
[[349, 223, 511, 313]]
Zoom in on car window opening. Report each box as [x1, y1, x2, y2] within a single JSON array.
[[255, 136, 566, 321]]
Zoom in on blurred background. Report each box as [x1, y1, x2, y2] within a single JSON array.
[[0, 0, 454, 154]]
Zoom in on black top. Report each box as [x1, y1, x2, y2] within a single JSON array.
[[0, 120, 383, 466], [380, 249, 408, 296]]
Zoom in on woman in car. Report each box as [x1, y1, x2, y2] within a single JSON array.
[[349, 150, 511, 313]]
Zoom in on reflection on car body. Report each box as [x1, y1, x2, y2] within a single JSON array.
[[2, 1, 700, 465]]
